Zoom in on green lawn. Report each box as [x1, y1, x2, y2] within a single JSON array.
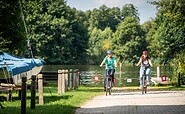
[[0, 85, 185, 114], [0, 86, 103, 114]]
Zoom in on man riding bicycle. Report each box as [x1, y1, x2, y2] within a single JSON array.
[[100, 50, 117, 92]]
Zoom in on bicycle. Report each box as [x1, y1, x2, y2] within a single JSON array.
[[105, 70, 113, 96], [141, 67, 147, 94]]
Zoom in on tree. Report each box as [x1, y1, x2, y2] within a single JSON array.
[[23, 0, 89, 64], [113, 16, 146, 63], [121, 4, 140, 21], [88, 5, 121, 32], [0, 0, 26, 55], [149, 0, 185, 63]]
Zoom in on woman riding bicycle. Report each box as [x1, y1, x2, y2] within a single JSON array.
[[100, 50, 117, 92], [136, 51, 153, 89]]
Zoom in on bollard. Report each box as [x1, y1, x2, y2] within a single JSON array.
[[38, 74, 44, 105], [21, 77, 27, 114], [62, 69, 65, 93], [31, 75, 36, 109], [73, 69, 76, 90], [69, 69, 73, 90], [65, 69, 68, 91], [76, 69, 80, 87], [58, 70, 62, 95], [177, 72, 181, 87], [157, 66, 160, 78]]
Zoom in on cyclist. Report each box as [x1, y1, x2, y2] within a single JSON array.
[[100, 50, 117, 92], [136, 50, 153, 89]]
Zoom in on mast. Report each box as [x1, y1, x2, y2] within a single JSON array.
[[19, 0, 33, 58]]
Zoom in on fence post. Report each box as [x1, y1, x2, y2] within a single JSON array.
[[69, 69, 73, 90], [30, 75, 36, 109], [58, 70, 62, 95], [21, 77, 27, 114], [73, 69, 76, 90], [177, 72, 181, 87], [38, 74, 44, 105], [76, 69, 79, 88], [61, 69, 65, 93], [65, 69, 68, 91], [157, 66, 160, 77]]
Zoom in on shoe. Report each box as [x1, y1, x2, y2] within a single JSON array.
[[147, 81, 150, 86]]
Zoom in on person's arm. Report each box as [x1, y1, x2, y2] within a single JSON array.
[[136, 58, 142, 66], [149, 59, 153, 67], [100, 57, 106, 67]]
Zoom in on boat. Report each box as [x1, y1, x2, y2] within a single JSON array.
[[0, 50, 43, 85]]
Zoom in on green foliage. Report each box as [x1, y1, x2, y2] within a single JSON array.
[[172, 51, 185, 84], [0, 0, 26, 55], [148, 0, 185, 82], [112, 16, 146, 63], [88, 5, 120, 32], [121, 4, 140, 21], [150, 0, 185, 63], [87, 4, 141, 64], [22, 0, 88, 64]]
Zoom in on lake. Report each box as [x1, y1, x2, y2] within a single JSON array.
[[42, 65, 173, 87]]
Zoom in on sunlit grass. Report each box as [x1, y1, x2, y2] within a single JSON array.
[[0, 85, 103, 114]]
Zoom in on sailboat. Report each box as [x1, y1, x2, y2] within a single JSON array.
[[0, 50, 43, 84]]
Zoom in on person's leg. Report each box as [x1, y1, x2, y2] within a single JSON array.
[[110, 69, 115, 84], [140, 67, 144, 88], [146, 68, 151, 85]]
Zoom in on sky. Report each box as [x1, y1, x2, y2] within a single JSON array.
[[66, 0, 157, 24]]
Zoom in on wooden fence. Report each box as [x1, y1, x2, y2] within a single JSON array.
[[0, 69, 80, 114], [37, 69, 80, 105]]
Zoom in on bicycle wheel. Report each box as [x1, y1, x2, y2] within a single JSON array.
[[141, 76, 144, 94], [144, 79, 147, 93], [105, 76, 109, 96], [108, 77, 112, 95]]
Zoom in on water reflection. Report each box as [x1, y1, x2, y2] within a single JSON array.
[[42, 65, 172, 87]]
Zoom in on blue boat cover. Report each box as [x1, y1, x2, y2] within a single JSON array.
[[0, 50, 43, 76]]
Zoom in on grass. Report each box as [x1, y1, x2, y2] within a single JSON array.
[[0, 85, 103, 114], [0, 84, 185, 114]]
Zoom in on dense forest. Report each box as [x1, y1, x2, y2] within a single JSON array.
[[0, 0, 185, 82]]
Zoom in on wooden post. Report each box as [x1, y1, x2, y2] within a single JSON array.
[[62, 70, 65, 93], [76, 69, 80, 87], [7, 89, 12, 101], [69, 69, 73, 90], [177, 72, 181, 87], [38, 74, 44, 105], [58, 70, 62, 95], [21, 77, 27, 114], [65, 69, 68, 91], [73, 69, 76, 90], [18, 90, 21, 100], [30, 75, 36, 109], [157, 66, 160, 77]]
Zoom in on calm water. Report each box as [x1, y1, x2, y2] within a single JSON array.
[[42, 65, 173, 87]]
